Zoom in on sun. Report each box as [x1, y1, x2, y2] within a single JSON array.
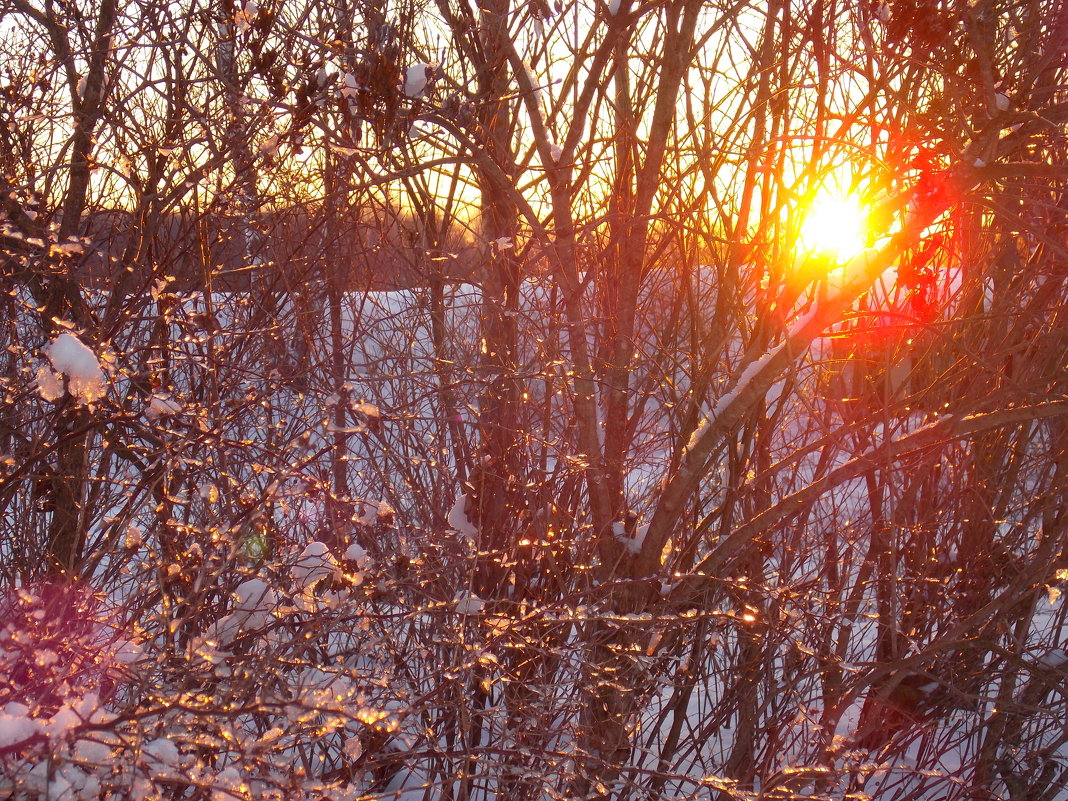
[[798, 192, 868, 264]]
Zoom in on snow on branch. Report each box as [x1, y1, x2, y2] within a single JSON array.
[[37, 332, 106, 405], [665, 399, 1068, 609]]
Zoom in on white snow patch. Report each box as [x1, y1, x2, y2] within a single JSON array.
[[73, 734, 113, 764], [627, 524, 648, 556], [683, 419, 708, 460], [343, 734, 363, 760], [50, 241, 86, 257], [455, 591, 484, 615], [290, 541, 339, 591], [344, 541, 369, 568], [0, 702, 40, 749], [213, 768, 243, 801], [404, 64, 432, 98], [113, 639, 144, 665], [212, 578, 277, 643], [610, 520, 646, 555], [233, 578, 274, 610], [145, 393, 181, 420], [75, 73, 109, 101], [357, 499, 394, 526], [341, 72, 359, 99], [36, 365, 64, 402], [144, 737, 181, 766], [40, 332, 106, 404], [690, 340, 788, 452], [448, 493, 479, 541]]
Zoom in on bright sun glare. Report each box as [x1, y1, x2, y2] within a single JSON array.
[[798, 193, 868, 264]]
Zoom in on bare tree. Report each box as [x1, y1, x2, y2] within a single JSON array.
[[1, 0, 1067, 799]]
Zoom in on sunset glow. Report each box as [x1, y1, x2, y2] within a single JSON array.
[[1, 0, 1060, 793], [798, 192, 868, 264]]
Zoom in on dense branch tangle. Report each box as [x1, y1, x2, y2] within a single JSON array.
[[1, 0, 1067, 800]]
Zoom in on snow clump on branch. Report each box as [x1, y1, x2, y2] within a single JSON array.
[[404, 64, 434, 98], [37, 332, 106, 405]]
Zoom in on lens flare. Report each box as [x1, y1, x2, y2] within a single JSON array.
[[799, 193, 867, 264]]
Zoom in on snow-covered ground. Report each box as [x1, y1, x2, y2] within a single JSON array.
[[4, 261, 1067, 801]]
